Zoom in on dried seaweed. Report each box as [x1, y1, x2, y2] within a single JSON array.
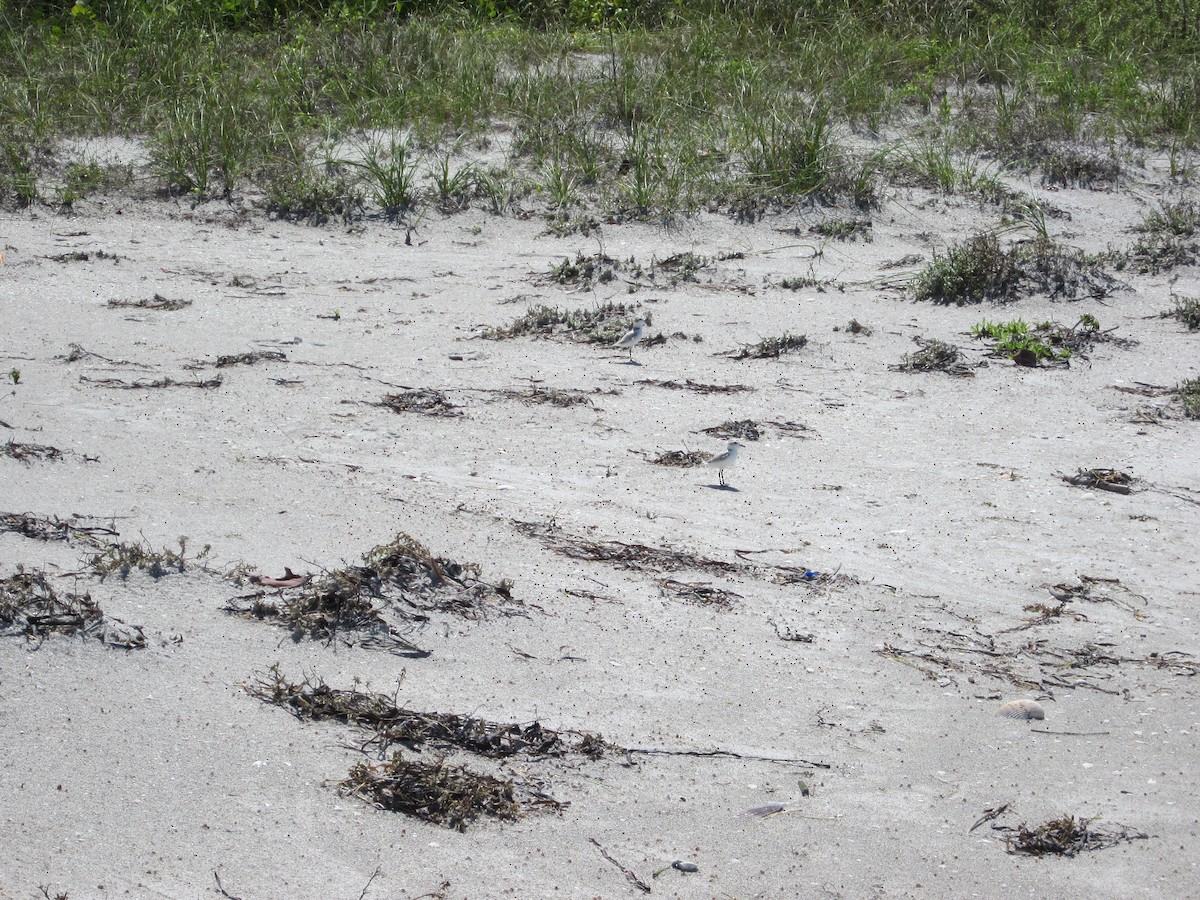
[[1004, 815, 1148, 857], [248, 667, 610, 759], [513, 520, 852, 590], [721, 333, 808, 360], [1062, 468, 1135, 494], [483, 301, 643, 344], [894, 338, 973, 376], [3, 440, 63, 463], [0, 511, 117, 546], [215, 350, 286, 368], [656, 578, 741, 609], [513, 519, 740, 576], [484, 386, 598, 408], [79, 375, 222, 389], [0, 568, 101, 639], [635, 379, 754, 394], [648, 449, 709, 467], [0, 567, 143, 648], [700, 419, 812, 441], [225, 533, 518, 653], [107, 294, 191, 311], [342, 753, 523, 830], [377, 389, 460, 417]]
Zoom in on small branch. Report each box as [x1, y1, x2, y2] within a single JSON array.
[[590, 838, 651, 894], [626, 747, 830, 768]]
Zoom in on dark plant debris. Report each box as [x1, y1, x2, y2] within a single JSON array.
[[3, 440, 63, 463], [483, 301, 644, 344], [224, 533, 519, 654], [247, 667, 604, 829], [0, 511, 118, 545], [0, 567, 144, 648], [79, 375, 222, 390], [721, 333, 808, 360], [1063, 468, 1135, 495], [377, 389, 460, 417], [215, 350, 287, 368], [894, 338, 974, 376], [656, 578, 741, 609], [107, 294, 192, 311], [248, 667, 611, 760], [635, 379, 754, 394], [1003, 815, 1149, 857], [513, 520, 852, 589], [700, 419, 812, 441], [648, 449, 709, 467], [342, 753, 525, 831]]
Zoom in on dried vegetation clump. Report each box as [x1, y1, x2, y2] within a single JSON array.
[[1126, 200, 1199, 274], [107, 293, 191, 311], [1062, 468, 1135, 494], [3, 440, 64, 463], [0, 511, 117, 545], [894, 338, 973, 375], [483, 302, 645, 344], [1004, 815, 1149, 857], [343, 754, 523, 830], [0, 567, 144, 648], [249, 667, 609, 760], [248, 668, 609, 829], [226, 533, 518, 654], [215, 350, 287, 368], [722, 333, 808, 360], [648, 449, 710, 467], [377, 389, 461, 417]]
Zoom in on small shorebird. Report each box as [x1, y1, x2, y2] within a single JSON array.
[[614, 317, 646, 362], [708, 440, 744, 486]]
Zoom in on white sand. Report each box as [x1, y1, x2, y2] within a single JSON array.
[[2, 158, 1198, 898]]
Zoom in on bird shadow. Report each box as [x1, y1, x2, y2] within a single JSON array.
[[703, 482, 739, 492]]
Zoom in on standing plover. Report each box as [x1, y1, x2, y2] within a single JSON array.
[[614, 317, 646, 361], [708, 440, 744, 486]]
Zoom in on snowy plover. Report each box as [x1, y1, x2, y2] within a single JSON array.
[[614, 317, 646, 362], [707, 440, 744, 486]]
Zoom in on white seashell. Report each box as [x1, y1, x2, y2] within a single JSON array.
[[998, 699, 1045, 720]]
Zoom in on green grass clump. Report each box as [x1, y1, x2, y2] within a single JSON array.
[[1128, 200, 1200, 273], [972, 318, 1070, 361], [1177, 378, 1200, 418], [911, 233, 1023, 304], [1161, 294, 1200, 330], [972, 314, 1118, 364], [913, 232, 1116, 304]]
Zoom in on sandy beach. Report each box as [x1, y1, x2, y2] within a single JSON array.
[[2, 150, 1198, 899]]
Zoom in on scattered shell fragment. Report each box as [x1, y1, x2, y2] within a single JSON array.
[[998, 699, 1045, 720]]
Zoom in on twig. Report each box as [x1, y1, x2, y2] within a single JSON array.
[[1030, 729, 1111, 736], [357, 866, 382, 900], [969, 802, 1011, 833], [590, 838, 651, 894], [626, 747, 830, 768], [213, 870, 244, 900]]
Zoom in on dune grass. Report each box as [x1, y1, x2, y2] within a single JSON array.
[[1, 2, 1198, 217]]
